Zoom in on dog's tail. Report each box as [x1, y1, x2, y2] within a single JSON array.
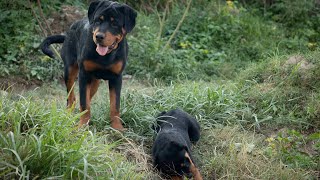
[[40, 35, 65, 58]]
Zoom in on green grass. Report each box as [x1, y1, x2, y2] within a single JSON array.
[[238, 52, 320, 129], [1, 52, 319, 179], [0, 94, 150, 179], [197, 126, 317, 180], [1, 1, 319, 178]]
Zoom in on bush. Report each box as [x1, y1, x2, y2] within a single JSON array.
[[240, 0, 320, 50], [127, 0, 296, 80], [0, 1, 66, 81], [1, 0, 320, 82]]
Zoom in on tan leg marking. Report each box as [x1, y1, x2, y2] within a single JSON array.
[[66, 64, 79, 108], [109, 87, 124, 130], [185, 152, 203, 180], [79, 83, 91, 127], [90, 78, 100, 99], [171, 176, 183, 180]]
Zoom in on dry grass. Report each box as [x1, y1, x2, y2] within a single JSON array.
[[196, 126, 315, 180], [1, 76, 318, 179]]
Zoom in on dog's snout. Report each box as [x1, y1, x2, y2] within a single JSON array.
[[95, 33, 105, 41]]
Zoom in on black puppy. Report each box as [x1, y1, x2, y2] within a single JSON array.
[[40, 1, 137, 130], [152, 109, 203, 180]]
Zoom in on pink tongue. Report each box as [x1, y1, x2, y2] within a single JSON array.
[[96, 45, 109, 56]]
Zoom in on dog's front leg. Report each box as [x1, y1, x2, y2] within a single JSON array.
[[108, 76, 124, 130], [79, 71, 92, 127], [185, 152, 203, 180]]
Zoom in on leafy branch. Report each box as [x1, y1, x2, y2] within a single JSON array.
[[163, 0, 192, 50], [28, 0, 61, 59]]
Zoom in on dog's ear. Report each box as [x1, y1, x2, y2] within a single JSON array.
[[119, 4, 137, 33], [88, 0, 102, 24], [187, 116, 201, 142]]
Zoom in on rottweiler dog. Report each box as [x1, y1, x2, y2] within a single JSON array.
[[152, 109, 203, 180], [40, 0, 137, 130]]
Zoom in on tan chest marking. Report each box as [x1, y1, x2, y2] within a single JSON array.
[[109, 60, 123, 74], [83, 60, 123, 74], [83, 61, 102, 72]]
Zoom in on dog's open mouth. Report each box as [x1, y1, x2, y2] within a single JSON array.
[[96, 41, 117, 56]]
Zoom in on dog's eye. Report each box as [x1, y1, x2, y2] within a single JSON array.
[[94, 17, 104, 25], [111, 22, 117, 27], [111, 21, 118, 28], [110, 17, 118, 28], [94, 19, 101, 25]]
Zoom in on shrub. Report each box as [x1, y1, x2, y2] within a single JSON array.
[[127, 0, 292, 80], [0, 1, 66, 80]]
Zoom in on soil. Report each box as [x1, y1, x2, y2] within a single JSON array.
[[0, 77, 43, 92], [47, 5, 86, 35]]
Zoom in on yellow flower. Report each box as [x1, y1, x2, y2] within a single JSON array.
[[308, 42, 317, 49], [226, 0, 234, 8], [265, 137, 275, 143], [179, 41, 191, 49], [270, 143, 276, 149], [179, 42, 187, 49]]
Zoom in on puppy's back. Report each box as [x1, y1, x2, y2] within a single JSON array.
[[156, 109, 200, 142]]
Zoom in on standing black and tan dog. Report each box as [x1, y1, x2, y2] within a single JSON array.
[[152, 109, 203, 180], [40, 0, 137, 130]]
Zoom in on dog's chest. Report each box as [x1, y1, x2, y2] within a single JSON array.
[[84, 60, 122, 72]]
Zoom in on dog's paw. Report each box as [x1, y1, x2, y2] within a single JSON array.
[[111, 122, 126, 131]]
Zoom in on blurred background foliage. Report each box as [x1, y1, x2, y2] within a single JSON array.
[[0, 0, 319, 81]]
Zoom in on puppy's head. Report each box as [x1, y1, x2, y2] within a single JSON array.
[[88, 0, 137, 56], [155, 141, 193, 178]]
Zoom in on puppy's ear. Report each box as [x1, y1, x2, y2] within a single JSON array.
[[119, 4, 137, 33], [88, 0, 101, 24], [187, 116, 201, 142]]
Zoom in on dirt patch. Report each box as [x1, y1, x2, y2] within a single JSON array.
[[0, 77, 42, 92], [47, 5, 86, 34], [284, 55, 315, 72]]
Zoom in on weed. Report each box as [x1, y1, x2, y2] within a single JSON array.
[[265, 129, 319, 170], [197, 126, 317, 179]]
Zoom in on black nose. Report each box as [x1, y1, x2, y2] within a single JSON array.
[[96, 33, 105, 41]]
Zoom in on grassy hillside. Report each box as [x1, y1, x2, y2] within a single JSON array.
[[0, 0, 319, 179], [1, 69, 319, 179]]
